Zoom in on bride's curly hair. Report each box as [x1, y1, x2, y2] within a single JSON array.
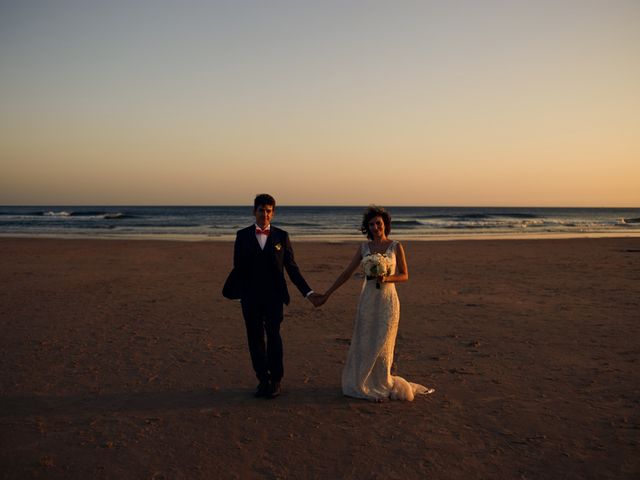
[[361, 206, 391, 239]]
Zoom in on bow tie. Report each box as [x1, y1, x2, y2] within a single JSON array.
[[255, 227, 271, 236]]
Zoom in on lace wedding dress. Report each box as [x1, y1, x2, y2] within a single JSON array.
[[341, 241, 435, 401]]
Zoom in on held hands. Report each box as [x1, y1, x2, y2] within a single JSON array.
[[316, 293, 328, 307], [307, 292, 328, 308]]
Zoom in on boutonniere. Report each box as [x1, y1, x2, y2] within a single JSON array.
[[274, 243, 282, 251]]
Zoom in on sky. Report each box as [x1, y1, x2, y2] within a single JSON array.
[[1, 0, 639, 206]]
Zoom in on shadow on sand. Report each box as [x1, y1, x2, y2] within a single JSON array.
[[0, 386, 349, 418]]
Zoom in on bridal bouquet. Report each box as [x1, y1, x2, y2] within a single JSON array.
[[362, 253, 392, 289]]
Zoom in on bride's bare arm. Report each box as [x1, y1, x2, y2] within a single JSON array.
[[381, 242, 409, 284], [323, 247, 362, 299]]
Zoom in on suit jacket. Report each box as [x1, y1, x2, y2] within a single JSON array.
[[223, 225, 311, 306]]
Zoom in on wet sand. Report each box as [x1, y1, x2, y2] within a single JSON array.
[[1, 237, 639, 479]]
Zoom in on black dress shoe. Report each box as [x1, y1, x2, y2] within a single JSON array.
[[267, 381, 281, 399], [254, 381, 270, 398]]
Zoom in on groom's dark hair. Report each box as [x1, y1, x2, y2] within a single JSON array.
[[361, 206, 391, 239], [254, 193, 276, 211]]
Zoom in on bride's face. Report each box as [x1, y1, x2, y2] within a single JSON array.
[[368, 216, 386, 239]]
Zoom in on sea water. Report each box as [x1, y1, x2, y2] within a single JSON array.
[[1, 206, 639, 240]]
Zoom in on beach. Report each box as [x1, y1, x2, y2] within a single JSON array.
[[1, 237, 639, 479]]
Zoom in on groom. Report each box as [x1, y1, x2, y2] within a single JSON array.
[[223, 194, 319, 399]]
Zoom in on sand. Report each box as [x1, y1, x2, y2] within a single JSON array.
[[1, 237, 639, 479]]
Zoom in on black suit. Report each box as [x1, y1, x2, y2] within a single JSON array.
[[224, 225, 311, 383]]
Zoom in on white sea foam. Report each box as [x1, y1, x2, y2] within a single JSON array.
[[44, 211, 71, 217]]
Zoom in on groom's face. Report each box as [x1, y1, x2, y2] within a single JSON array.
[[254, 204, 274, 228]]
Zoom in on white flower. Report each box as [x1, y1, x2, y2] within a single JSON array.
[[362, 253, 392, 278]]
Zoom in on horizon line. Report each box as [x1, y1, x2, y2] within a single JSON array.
[[1, 204, 638, 209]]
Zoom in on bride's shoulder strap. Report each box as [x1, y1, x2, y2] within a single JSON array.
[[360, 242, 369, 257]]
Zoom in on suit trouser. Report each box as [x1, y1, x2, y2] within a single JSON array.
[[241, 299, 284, 383]]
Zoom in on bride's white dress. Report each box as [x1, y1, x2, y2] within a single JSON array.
[[341, 241, 435, 401]]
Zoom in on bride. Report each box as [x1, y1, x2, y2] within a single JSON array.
[[318, 206, 434, 401]]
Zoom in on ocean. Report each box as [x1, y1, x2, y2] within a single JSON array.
[[0, 206, 639, 241]]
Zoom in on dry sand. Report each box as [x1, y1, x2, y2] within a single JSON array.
[[1, 237, 639, 479]]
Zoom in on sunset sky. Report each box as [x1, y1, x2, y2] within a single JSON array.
[[1, 0, 638, 206]]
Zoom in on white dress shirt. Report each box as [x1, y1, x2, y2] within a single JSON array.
[[255, 223, 270, 250]]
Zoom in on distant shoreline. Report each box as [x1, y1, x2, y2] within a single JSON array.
[[3, 231, 640, 242]]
